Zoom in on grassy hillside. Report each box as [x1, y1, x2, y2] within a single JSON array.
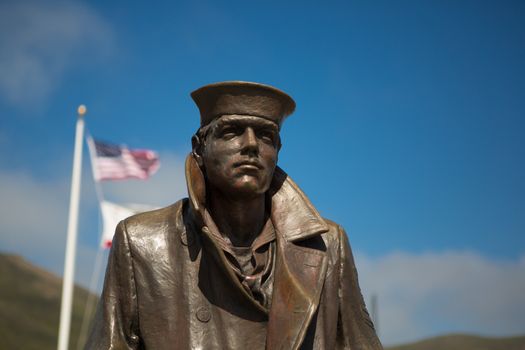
[[387, 333, 525, 350], [0, 253, 98, 350]]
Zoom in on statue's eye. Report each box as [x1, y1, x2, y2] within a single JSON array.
[[220, 126, 238, 139], [258, 130, 276, 144]]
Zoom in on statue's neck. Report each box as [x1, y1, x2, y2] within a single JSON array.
[[207, 189, 266, 247]]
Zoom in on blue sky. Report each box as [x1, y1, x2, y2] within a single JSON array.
[[1, 0, 524, 345]]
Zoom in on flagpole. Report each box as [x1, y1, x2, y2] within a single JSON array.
[[75, 133, 106, 350], [58, 104, 87, 350]]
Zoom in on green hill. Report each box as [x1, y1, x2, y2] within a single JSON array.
[[0, 253, 98, 350], [387, 333, 525, 350]]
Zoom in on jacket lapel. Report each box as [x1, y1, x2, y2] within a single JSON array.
[[266, 238, 327, 350], [266, 168, 329, 350]]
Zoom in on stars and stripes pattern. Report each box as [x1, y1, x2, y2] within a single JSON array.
[[87, 137, 160, 181]]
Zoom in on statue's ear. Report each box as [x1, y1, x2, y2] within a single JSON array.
[[191, 134, 204, 167]]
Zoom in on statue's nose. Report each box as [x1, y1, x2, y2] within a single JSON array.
[[241, 127, 258, 154]]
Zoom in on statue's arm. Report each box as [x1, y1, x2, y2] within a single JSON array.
[[336, 226, 383, 350], [85, 221, 141, 350]]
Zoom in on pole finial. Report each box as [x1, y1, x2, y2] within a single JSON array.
[[77, 104, 87, 117]]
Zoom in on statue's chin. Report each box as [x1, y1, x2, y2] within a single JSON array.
[[226, 176, 269, 199]]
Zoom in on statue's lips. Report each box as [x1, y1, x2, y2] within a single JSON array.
[[233, 160, 263, 170]]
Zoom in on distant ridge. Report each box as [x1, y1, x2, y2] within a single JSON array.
[[386, 333, 525, 350], [0, 253, 98, 350]]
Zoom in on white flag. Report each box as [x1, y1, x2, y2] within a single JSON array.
[[100, 201, 156, 248]]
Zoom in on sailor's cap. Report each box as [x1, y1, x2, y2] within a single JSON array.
[[191, 81, 296, 127]]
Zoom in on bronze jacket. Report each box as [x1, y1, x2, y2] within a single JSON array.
[[86, 159, 383, 350]]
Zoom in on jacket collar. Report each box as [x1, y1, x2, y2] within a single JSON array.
[[185, 153, 329, 241]]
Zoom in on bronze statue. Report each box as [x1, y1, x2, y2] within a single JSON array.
[[86, 81, 383, 349]]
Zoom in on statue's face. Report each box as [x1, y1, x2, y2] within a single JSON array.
[[200, 115, 280, 199]]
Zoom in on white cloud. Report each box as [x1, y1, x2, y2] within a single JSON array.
[[0, 152, 187, 288], [0, 0, 114, 107], [355, 250, 525, 346], [0, 171, 68, 247], [0, 168, 95, 286]]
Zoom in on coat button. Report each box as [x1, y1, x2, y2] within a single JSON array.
[[196, 306, 211, 323], [180, 230, 194, 246], [129, 334, 139, 344]]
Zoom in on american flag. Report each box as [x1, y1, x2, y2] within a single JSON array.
[[87, 137, 160, 181]]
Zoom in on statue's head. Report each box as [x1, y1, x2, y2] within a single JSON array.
[[191, 81, 295, 199]]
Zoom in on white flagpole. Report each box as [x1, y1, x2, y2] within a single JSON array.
[[58, 104, 87, 350]]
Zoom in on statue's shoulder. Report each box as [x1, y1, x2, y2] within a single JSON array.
[[318, 217, 350, 247], [320, 218, 345, 236], [122, 198, 188, 238], [113, 199, 189, 266]]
